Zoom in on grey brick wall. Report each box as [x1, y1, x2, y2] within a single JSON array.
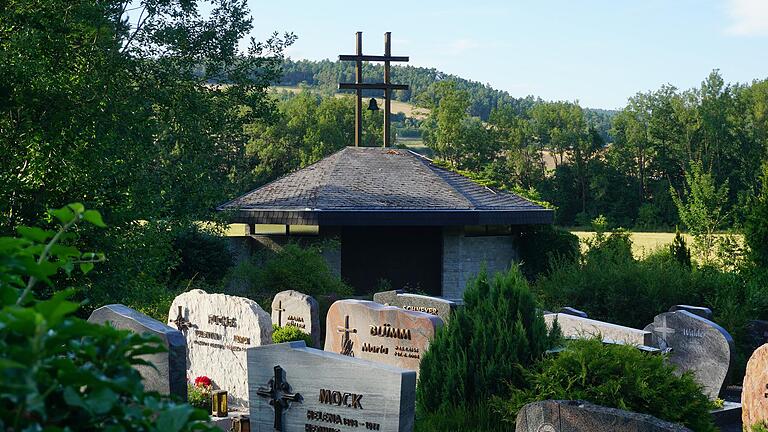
[[441, 227, 519, 300]]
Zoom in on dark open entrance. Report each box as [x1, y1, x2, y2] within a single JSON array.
[[340, 226, 442, 296]]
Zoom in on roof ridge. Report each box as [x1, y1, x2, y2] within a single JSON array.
[[408, 153, 478, 209]]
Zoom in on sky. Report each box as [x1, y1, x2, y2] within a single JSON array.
[[246, 0, 768, 109]]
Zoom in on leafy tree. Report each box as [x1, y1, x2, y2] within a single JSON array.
[[0, 204, 214, 431], [744, 163, 768, 268], [671, 162, 730, 264]]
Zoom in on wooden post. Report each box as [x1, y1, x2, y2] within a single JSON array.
[[355, 32, 363, 147], [383, 32, 391, 148]]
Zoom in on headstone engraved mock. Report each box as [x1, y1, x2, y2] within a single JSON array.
[[742, 343, 768, 428], [271, 290, 321, 348], [516, 400, 692, 432], [373, 289, 457, 323], [324, 300, 443, 373], [544, 313, 654, 346], [167, 289, 272, 407], [88, 304, 187, 399], [248, 341, 416, 432], [644, 310, 734, 400]]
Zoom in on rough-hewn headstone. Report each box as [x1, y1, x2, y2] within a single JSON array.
[[559, 306, 588, 318], [742, 343, 768, 429], [644, 310, 734, 400], [516, 400, 692, 432], [324, 299, 442, 373], [89, 304, 186, 399], [167, 289, 272, 407], [373, 289, 457, 322], [271, 290, 320, 348], [544, 313, 653, 346], [669, 305, 714, 321], [248, 341, 415, 432]]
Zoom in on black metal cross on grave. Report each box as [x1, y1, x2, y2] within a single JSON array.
[[338, 31, 409, 148], [256, 365, 302, 432], [172, 305, 193, 332], [273, 300, 286, 327], [337, 315, 357, 357]]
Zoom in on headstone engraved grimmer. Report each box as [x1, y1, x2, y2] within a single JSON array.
[[168, 289, 272, 407], [372, 290, 456, 323], [248, 341, 416, 432], [644, 310, 734, 400], [271, 290, 321, 348], [324, 300, 443, 373], [88, 304, 186, 399], [742, 343, 768, 429]]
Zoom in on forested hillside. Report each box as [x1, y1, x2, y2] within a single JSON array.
[[279, 58, 615, 129]]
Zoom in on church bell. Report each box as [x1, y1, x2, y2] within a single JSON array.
[[367, 98, 379, 111]]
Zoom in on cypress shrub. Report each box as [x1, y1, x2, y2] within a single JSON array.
[[417, 266, 558, 420], [493, 339, 717, 432]]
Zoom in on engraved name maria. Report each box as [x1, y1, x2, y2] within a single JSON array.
[[369, 323, 411, 340]]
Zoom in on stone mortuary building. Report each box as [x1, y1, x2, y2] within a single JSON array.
[[218, 147, 553, 299]]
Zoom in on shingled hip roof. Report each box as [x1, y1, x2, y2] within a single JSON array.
[[217, 147, 553, 225]]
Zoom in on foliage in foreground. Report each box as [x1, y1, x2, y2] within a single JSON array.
[[0, 204, 214, 431], [416, 266, 558, 430], [492, 339, 716, 432]]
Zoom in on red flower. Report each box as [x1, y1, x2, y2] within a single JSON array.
[[194, 376, 212, 387]]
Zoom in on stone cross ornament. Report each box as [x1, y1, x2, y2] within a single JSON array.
[[255, 365, 303, 431]]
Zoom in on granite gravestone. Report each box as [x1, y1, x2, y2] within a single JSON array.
[[324, 300, 443, 373], [168, 289, 272, 407], [644, 310, 734, 400], [516, 400, 692, 432], [272, 290, 321, 348], [88, 304, 186, 399], [742, 343, 768, 429], [669, 305, 714, 321], [559, 307, 588, 318], [544, 313, 654, 346], [372, 289, 457, 322], [247, 341, 415, 432]]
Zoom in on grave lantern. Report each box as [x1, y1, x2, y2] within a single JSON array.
[[212, 390, 228, 417]]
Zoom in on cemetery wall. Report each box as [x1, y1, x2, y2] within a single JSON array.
[[441, 227, 518, 299]]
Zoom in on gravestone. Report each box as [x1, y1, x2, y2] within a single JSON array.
[[644, 310, 734, 400], [373, 289, 457, 322], [516, 400, 692, 432], [271, 290, 321, 348], [88, 304, 186, 399], [559, 306, 588, 318], [324, 299, 443, 373], [742, 343, 768, 429], [248, 341, 415, 432], [544, 313, 654, 346], [167, 289, 272, 407], [669, 305, 714, 321]]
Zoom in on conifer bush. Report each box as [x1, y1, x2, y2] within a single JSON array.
[[493, 339, 717, 432], [416, 266, 558, 429]]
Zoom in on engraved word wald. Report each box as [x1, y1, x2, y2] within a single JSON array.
[[318, 389, 364, 409], [682, 328, 705, 338], [287, 315, 306, 329], [208, 314, 237, 328], [369, 324, 411, 340]]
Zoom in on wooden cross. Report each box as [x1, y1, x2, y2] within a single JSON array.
[[337, 315, 357, 357], [338, 31, 409, 148], [273, 300, 286, 327], [255, 365, 303, 431]]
